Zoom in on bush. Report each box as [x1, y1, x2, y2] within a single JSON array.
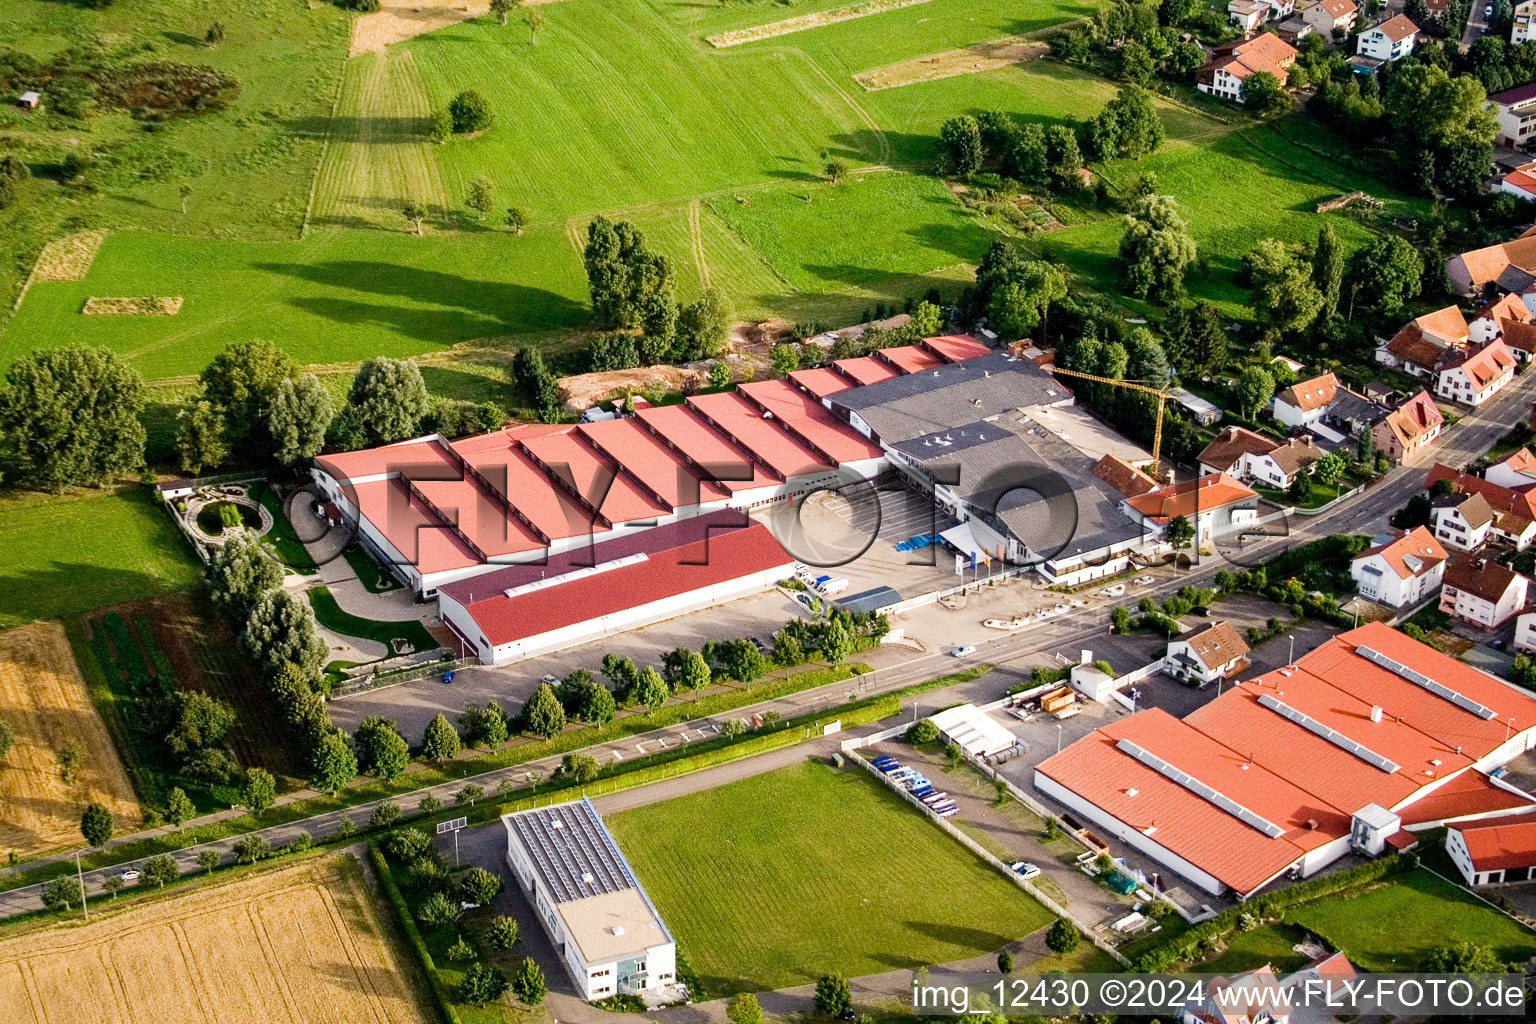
[[462, 962, 510, 1006], [815, 974, 852, 1017], [484, 915, 520, 950], [449, 90, 494, 134], [370, 799, 402, 828], [445, 937, 476, 962], [458, 866, 504, 906], [417, 891, 461, 928], [906, 718, 939, 745], [1045, 917, 1080, 953]]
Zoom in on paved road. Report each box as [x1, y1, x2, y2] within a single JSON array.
[[5, 370, 1533, 919]]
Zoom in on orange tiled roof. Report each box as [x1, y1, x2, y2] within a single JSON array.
[[1276, 372, 1338, 414], [1371, 12, 1419, 39], [1443, 339, 1516, 390], [1125, 472, 1256, 521], [1092, 454, 1160, 497], [1198, 425, 1279, 473], [1381, 390, 1442, 448], [1451, 814, 1536, 870], [1355, 525, 1447, 581]]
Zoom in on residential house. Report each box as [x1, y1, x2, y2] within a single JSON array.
[[1515, 610, 1536, 652], [1487, 447, 1536, 489], [1447, 815, 1536, 885], [1197, 425, 1280, 479], [1350, 526, 1448, 608], [1490, 82, 1536, 147], [1164, 620, 1252, 685], [1439, 556, 1530, 629], [1469, 293, 1534, 345], [1376, 305, 1469, 377], [1228, 0, 1267, 31], [1426, 463, 1536, 545], [1355, 14, 1419, 61], [1445, 229, 1536, 297], [1273, 371, 1337, 428], [1181, 965, 1290, 1024], [1196, 33, 1298, 103], [1372, 390, 1442, 463], [1276, 14, 1314, 42], [1516, 0, 1536, 44], [1430, 491, 1497, 551], [1121, 472, 1260, 544], [1434, 339, 1517, 407], [1299, 0, 1357, 34], [1502, 161, 1536, 203]]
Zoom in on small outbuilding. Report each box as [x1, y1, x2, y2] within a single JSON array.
[[1447, 814, 1536, 886], [17, 91, 40, 110]]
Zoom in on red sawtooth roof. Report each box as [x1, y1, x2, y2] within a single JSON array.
[[346, 477, 485, 575], [515, 425, 673, 525], [684, 391, 833, 480], [878, 345, 945, 374], [634, 405, 778, 493], [455, 431, 607, 544], [449, 515, 793, 647], [788, 366, 852, 399], [1451, 814, 1536, 869], [736, 380, 883, 465], [833, 356, 900, 386], [923, 334, 992, 362], [1040, 622, 1536, 895], [577, 417, 731, 507]]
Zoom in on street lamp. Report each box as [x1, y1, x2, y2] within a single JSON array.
[[75, 849, 88, 922], [1056, 723, 1063, 754]]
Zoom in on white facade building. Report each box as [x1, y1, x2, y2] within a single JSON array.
[[1350, 526, 1448, 609], [1355, 14, 1418, 60], [503, 799, 678, 1002]]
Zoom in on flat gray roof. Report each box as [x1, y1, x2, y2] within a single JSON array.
[[829, 352, 1069, 445], [506, 798, 640, 904]]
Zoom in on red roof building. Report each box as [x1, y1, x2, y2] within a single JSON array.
[[1036, 622, 1536, 897], [1448, 813, 1536, 885]]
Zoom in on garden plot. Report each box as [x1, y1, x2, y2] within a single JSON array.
[[854, 35, 1049, 90]]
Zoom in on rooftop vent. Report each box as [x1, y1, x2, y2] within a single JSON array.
[[1371, 705, 1383, 723], [581, 871, 594, 883], [611, 925, 625, 936]]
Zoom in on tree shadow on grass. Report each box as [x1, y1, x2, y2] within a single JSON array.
[[0, 561, 192, 629], [251, 260, 586, 337]]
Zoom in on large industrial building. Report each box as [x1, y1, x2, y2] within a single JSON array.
[[1036, 622, 1536, 898], [310, 332, 1207, 663], [503, 799, 677, 1002]]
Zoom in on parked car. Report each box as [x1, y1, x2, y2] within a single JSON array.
[[748, 636, 767, 653], [442, 670, 454, 684], [1010, 861, 1041, 880], [542, 674, 560, 685], [951, 644, 977, 657]]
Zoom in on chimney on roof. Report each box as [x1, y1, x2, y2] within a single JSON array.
[[1371, 705, 1383, 723]]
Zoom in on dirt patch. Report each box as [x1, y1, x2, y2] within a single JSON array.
[[31, 230, 106, 282], [707, 0, 936, 47], [82, 296, 183, 315], [349, 0, 567, 55], [0, 856, 434, 1024], [0, 621, 141, 858], [558, 364, 703, 411], [854, 35, 1048, 90]]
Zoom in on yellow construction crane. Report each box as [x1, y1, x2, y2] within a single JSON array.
[[1043, 365, 1173, 475]]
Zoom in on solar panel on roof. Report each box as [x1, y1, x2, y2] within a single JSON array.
[[1355, 645, 1497, 720], [1114, 739, 1287, 839], [510, 800, 639, 903], [1256, 693, 1401, 773]]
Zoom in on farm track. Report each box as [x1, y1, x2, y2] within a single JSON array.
[[310, 49, 449, 232]]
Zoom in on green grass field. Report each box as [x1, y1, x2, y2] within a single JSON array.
[[0, 0, 1420, 384], [606, 759, 1052, 994], [307, 586, 439, 655], [1285, 869, 1536, 971], [2, 227, 589, 377], [0, 489, 203, 628]]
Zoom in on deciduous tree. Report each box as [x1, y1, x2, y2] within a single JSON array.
[[1244, 238, 1324, 333], [207, 531, 283, 621], [512, 957, 546, 1005], [242, 590, 326, 679], [200, 338, 297, 451], [166, 787, 195, 829], [524, 683, 566, 738], [80, 802, 113, 847], [0, 345, 146, 491], [448, 89, 494, 133], [1118, 194, 1195, 300], [176, 399, 228, 475], [267, 373, 332, 464], [349, 357, 429, 442], [422, 713, 462, 761], [939, 115, 984, 175], [141, 853, 178, 888], [310, 730, 358, 795], [242, 767, 277, 814]]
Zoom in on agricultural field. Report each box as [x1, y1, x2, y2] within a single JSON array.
[[0, 490, 202, 628], [1284, 868, 1536, 971], [606, 759, 1051, 994], [0, 621, 141, 858], [0, 855, 434, 1024]]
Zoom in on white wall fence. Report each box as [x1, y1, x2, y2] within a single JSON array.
[[849, 750, 1132, 968]]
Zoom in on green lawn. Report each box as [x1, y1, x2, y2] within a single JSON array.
[[1199, 922, 1312, 976], [606, 759, 1052, 994], [306, 586, 440, 656], [1285, 869, 1536, 971], [0, 489, 203, 628], [708, 172, 994, 294], [0, 0, 347, 304], [2, 227, 589, 377]]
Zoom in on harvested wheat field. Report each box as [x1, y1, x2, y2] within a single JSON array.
[[707, 0, 934, 47], [30, 230, 106, 282], [854, 35, 1049, 90], [0, 622, 139, 858], [350, 0, 489, 56], [0, 857, 433, 1024]]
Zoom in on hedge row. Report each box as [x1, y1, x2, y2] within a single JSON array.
[[369, 842, 463, 1024], [1134, 853, 1414, 971]]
